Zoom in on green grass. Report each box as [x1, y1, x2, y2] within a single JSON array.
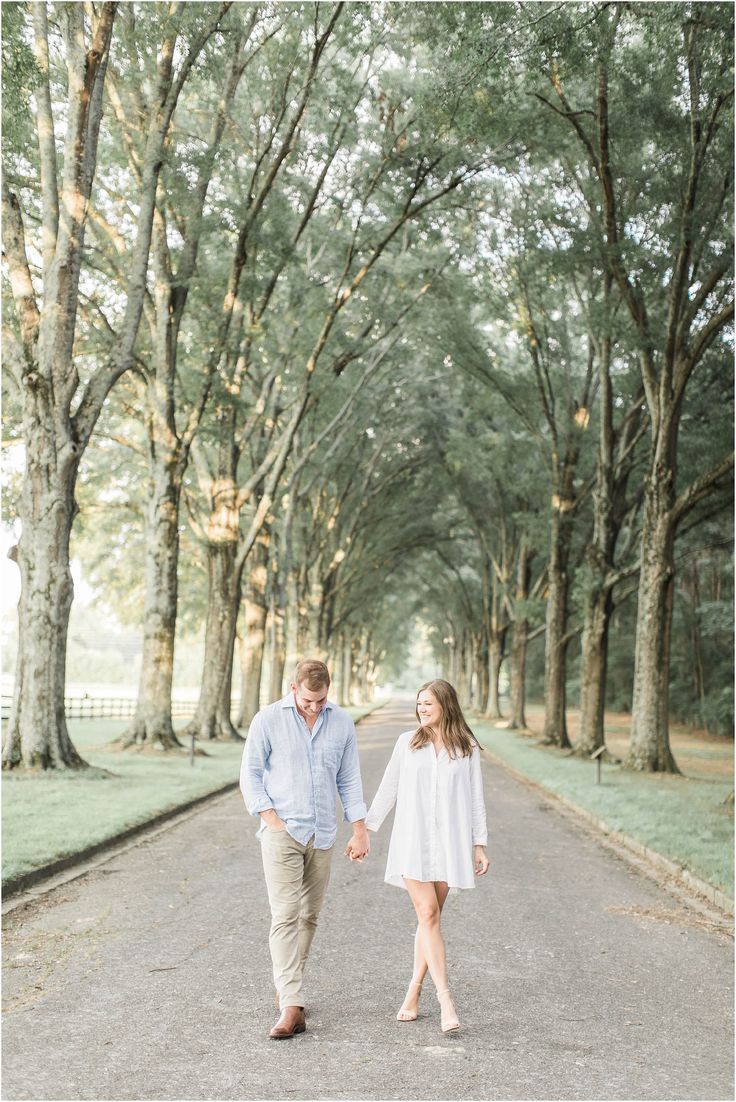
[[2, 703, 381, 886], [473, 721, 734, 898]]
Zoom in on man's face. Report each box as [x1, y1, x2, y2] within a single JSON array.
[[291, 681, 328, 720]]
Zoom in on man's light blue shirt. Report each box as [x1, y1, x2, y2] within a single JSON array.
[[240, 692, 367, 849]]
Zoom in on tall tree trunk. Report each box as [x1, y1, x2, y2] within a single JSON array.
[[366, 659, 377, 702], [363, 636, 373, 702], [516, 290, 589, 749], [3, 449, 86, 769], [508, 621, 529, 730], [543, 506, 573, 748], [476, 637, 489, 714], [466, 637, 476, 708], [508, 540, 531, 730], [480, 555, 505, 718], [237, 538, 268, 726], [363, 674, 373, 703], [485, 634, 504, 719], [268, 585, 286, 703], [330, 635, 342, 703], [284, 569, 300, 685], [303, 576, 324, 657], [359, 662, 370, 704], [339, 635, 352, 707], [446, 644, 455, 688], [577, 584, 613, 756], [577, 297, 625, 758], [627, 472, 680, 772], [354, 634, 370, 704], [688, 565, 708, 730], [184, 539, 242, 741], [120, 458, 183, 749], [456, 633, 471, 707]]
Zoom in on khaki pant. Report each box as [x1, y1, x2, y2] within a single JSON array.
[[260, 827, 333, 1009]]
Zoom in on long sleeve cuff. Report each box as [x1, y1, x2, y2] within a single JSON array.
[[245, 792, 274, 816], [343, 800, 368, 823]]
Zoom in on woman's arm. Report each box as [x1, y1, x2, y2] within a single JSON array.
[[364, 734, 405, 831], [470, 746, 488, 846]]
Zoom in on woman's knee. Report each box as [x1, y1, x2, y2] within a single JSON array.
[[416, 903, 440, 928]]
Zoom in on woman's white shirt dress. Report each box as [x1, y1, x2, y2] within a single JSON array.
[[365, 730, 488, 892]]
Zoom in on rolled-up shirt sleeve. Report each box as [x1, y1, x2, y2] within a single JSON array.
[[335, 725, 368, 823], [470, 746, 488, 845], [364, 734, 403, 831], [240, 713, 274, 816]]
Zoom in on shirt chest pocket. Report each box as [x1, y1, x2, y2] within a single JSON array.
[[313, 740, 345, 773]]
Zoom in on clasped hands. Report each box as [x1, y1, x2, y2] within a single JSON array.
[[344, 825, 370, 862]]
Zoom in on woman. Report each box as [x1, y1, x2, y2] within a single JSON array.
[[364, 679, 489, 1033]]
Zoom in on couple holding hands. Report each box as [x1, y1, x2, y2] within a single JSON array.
[[240, 660, 489, 1040]]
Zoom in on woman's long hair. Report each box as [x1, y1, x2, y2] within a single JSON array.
[[410, 679, 481, 759]]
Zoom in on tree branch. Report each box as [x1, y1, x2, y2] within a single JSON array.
[[672, 451, 735, 527], [31, 3, 59, 267], [1, 185, 40, 363]]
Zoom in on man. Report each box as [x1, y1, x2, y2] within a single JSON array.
[[240, 658, 370, 1039]]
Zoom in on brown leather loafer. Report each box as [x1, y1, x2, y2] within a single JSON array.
[[269, 1005, 306, 1040]]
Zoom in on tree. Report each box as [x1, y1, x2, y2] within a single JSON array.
[[530, 2, 734, 769], [91, 8, 264, 750], [2, 3, 233, 768], [178, 9, 485, 739], [575, 280, 646, 756], [439, 379, 549, 725], [4, 1, 731, 771]]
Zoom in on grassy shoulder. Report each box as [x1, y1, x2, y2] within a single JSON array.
[[2, 703, 382, 886], [473, 714, 734, 899]]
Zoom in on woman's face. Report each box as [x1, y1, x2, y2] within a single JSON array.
[[416, 689, 442, 730]]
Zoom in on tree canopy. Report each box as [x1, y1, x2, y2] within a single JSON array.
[[2, 1, 733, 772]]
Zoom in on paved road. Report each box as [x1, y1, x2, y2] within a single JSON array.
[[2, 701, 733, 1101]]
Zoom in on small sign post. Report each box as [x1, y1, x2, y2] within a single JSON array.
[[591, 744, 605, 784]]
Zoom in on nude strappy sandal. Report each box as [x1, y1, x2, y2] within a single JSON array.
[[436, 989, 460, 1033], [396, 979, 423, 1022]]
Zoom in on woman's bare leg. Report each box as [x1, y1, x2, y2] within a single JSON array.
[[401, 878, 458, 1027], [397, 882, 449, 1018]]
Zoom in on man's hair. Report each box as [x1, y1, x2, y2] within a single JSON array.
[[293, 659, 330, 690]]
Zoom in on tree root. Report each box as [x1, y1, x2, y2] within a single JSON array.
[[111, 717, 184, 752]]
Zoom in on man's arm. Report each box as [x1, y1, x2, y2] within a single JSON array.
[[335, 724, 369, 860], [240, 713, 282, 823]]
